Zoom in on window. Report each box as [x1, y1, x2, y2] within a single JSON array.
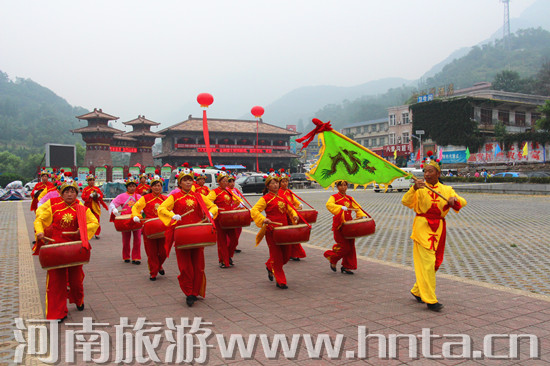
[[389, 114, 396, 126], [389, 133, 395, 145], [363, 126, 368, 133], [402, 132, 410, 143], [371, 138, 376, 147], [498, 110, 510, 124], [532, 113, 541, 125], [481, 108, 492, 124], [364, 139, 369, 147], [515, 111, 526, 126], [379, 137, 386, 145], [402, 112, 410, 124]]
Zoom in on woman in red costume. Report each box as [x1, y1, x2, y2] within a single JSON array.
[[277, 169, 307, 261], [158, 165, 218, 307], [34, 178, 99, 321], [131, 172, 168, 281], [136, 173, 151, 195], [251, 170, 298, 289], [81, 174, 108, 239], [324, 180, 367, 275], [193, 170, 211, 196], [30, 169, 55, 212]]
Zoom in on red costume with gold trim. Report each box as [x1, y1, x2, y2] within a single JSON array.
[[158, 190, 217, 298], [31, 181, 55, 211], [136, 183, 151, 195], [193, 183, 210, 196], [279, 188, 307, 259], [131, 192, 168, 279], [81, 185, 108, 236], [33, 197, 98, 320]]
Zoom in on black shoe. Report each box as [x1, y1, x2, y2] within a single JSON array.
[[427, 302, 444, 312], [58, 316, 68, 323], [290, 257, 301, 261], [95, 235, 100, 239], [132, 260, 141, 265], [341, 267, 354, 275], [235, 249, 242, 253], [411, 293, 424, 303], [186, 295, 196, 307], [219, 262, 227, 268], [266, 267, 274, 282], [124, 259, 130, 263], [32, 240, 36, 244], [229, 258, 234, 266], [159, 269, 165, 276], [276, 283, 288, 289], [150, 276, 156, 281], [330, 263, 337, 272], [76, 303, 85, 311]]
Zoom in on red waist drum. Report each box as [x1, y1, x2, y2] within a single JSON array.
[[341, 217, 376, 239], [272, 224, 311, 245], [218, 209, 251, 229], [39, 241, 90, 270], [114, 214, 143, 232], [143, 218, 166, 239], [297, 209, 318, 224], [174, 223, 216, 250]]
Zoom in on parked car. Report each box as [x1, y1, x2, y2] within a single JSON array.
[[236, 174, 266, 194], [289, 173, 312, 189], [373, 168, 418, 193], [492, 172, 527, 178], [24, 178, 39, 196]]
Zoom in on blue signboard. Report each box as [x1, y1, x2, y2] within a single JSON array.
[[417, 94, 434, 103], [442, 150, 467, 164]]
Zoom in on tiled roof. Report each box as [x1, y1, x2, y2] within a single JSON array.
[[155, 151, 299, 159], [113, 134, 137, 142], [76, 108, 119, 121], [123, 115, 161, 126], [123, 130, 164, 138], [71, 125, 125, 134], [159, 117, 298, 136]]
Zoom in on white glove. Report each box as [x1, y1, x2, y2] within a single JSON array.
[[238, 203, 244, 209], [341, 206, 348, 211], [112, 208, 119, 215], [298, 204, 303, 210], [172, 214, 182, 221], [133, 216, 141, 223], [208, 212, 213, 219]]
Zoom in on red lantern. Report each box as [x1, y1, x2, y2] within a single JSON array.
[[251, 106, 264, 118], [197, 93, 214, 108]]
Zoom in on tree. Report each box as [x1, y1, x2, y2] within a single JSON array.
[[493, 70, 523, 92], [0, 151, 23, 174], [533, 61, 550, 96], [535, 100, 550, 131], [76, 143, 86, 166]]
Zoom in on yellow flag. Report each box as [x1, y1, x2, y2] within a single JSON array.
[[522, 142, 528, 157], [393, 150, 397, 159]]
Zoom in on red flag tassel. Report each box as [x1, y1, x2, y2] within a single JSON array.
[[203, 109, 213, 166], [76, 205, 91, 251]]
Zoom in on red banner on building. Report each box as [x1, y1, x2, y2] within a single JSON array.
[[110, 147, 138, 153], [383, 143, 411, 157], [197, 148, 273, 154], [176, 143, 288, 151]]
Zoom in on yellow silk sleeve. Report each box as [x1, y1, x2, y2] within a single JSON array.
[[131, 196, 147, 219], [34, 200, 53, 235], [250, 197, 267, 227], [85, 207, 99, 239], [157, 195, 176, 226]]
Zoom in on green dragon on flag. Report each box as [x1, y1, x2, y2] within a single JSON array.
[[296, 118, 410, 188]]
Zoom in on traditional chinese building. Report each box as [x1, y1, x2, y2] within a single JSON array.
[[121, 115, 163, 166], [155, 116, 300, 171]]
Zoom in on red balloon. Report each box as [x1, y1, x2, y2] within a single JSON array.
[[251, 106, 264, 118], [197, 93, 214, 107]]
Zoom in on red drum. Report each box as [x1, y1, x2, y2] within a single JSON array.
[[39, 241, 90, 270], [297, 209, 318, 224], [174, 223, 216, 249], [114, 214, 143, 232], [341, 217, 376, 239], [143, 218, 166, 239], [218, 209, 251, 229], [273, 224, 311, 245]]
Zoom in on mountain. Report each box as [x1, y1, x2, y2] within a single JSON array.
[[255, 77, 411, 129]]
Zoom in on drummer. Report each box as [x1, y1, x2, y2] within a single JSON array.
[[109, 175, 142, 264], [136, 173, 151, 195], [278, 169, 307, 261], [131, 173, 168, 281], [35, 170, 60, 211], [324, 180, 366, 275], [193, 170, 211, 196], [81, 174, 108, 239], [206, 167, 243, 268], [158, 165, 218, 307], [227, 172, 246, 254], [34, 178, 99, 321], [30, 168, 55, 212], [250, 170, 298, 289]]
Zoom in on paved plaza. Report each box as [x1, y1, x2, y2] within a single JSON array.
[[1, 189, 550, 365]]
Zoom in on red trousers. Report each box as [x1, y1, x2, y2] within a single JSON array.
[[121, 229, 142, 260], [323, 228, 357, 270], [143, 235, 167, 278], [265, 230, 291, 285], [92, 211, 101, 236], [289, 243, 306, 258], [175, 247, 206, 297], [232, 227, 242, 253], [46, 266, 84, 320], [214, 220, 237, 266]]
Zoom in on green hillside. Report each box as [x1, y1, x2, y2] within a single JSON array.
[[0, 71, 88, 183]]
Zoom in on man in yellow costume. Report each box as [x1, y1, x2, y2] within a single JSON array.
[[402, 156, 467, 312]]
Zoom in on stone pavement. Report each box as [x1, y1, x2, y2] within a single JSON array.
[[2, 199, 550, 365]]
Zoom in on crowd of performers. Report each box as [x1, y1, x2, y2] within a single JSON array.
[[32, 154, 466, 320]]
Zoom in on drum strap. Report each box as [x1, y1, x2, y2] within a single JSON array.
[[193, 191, 215, 225], [278, 195, 311, 229], [224, 188, 251, 212], [286, 189, 314, 209]]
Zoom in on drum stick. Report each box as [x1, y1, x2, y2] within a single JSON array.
[[410, 176, 448, 202], [62, 230, 79, 235], [270, 221, 283, 226], [43, 237, 55, 242]]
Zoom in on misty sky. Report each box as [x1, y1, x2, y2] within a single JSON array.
[[0, 0, 537, 128]]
